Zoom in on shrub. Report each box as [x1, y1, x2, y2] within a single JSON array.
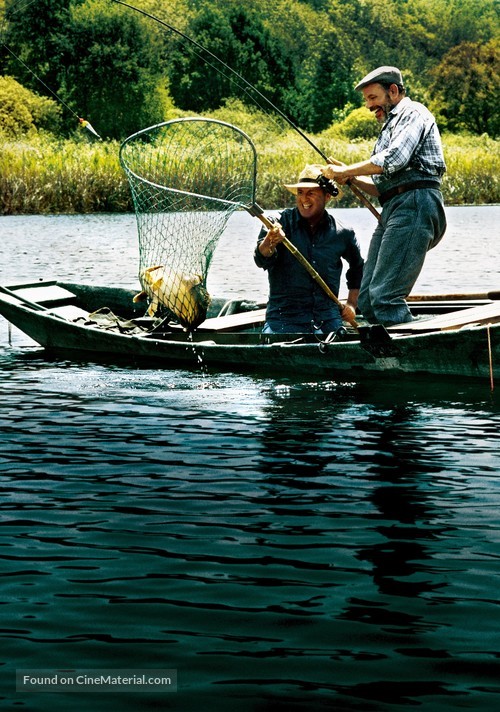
[[326, 107, 379, 141], [0, 76, 62, 137]]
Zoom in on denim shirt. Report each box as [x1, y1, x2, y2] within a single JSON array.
[[254, 208, 363, 328]]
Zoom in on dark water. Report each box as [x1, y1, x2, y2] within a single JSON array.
[[1, 208, 500, 711]]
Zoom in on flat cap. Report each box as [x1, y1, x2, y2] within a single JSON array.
[[355, 66, 404, 91]]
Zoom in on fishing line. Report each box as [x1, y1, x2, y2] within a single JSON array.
[[111, 0, 379, 220], [1, 0, 101, 138], [3, 43, 79, 119]]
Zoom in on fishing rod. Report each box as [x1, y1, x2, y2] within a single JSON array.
[[111, 0, 380, 220], [1, 1, 101, 138]]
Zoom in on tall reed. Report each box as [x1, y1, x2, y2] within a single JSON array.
[[0, 127, 498, 215], [0, 135, 130, 214]]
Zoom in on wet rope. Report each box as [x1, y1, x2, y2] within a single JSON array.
[[487, 325, 494, 392]]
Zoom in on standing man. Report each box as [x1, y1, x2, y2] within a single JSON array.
[[322, 66, 446, 326], [254, 164, 363, 335]]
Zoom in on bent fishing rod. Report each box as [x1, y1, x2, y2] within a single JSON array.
[[111, 0, 380, 221]]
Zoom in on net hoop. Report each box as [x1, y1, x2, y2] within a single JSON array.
[[119, 117, 258, 329]]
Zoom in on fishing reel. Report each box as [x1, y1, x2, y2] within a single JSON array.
[[315, 174, 339, 197]]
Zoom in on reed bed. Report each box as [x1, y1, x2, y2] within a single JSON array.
[[0, 135, 130, 214], [0, 127, 498, 215], [440, 134, 499, 205]]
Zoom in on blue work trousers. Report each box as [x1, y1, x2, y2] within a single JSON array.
[[358, 188, 446, 325]]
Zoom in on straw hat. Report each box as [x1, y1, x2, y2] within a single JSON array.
[[284, 164, 324, 194]]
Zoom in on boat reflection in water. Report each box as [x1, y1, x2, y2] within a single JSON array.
[[1, 208, 499, 711]]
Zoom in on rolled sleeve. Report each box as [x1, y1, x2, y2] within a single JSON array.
[[254, 225, 279, 269], [254, 245, 277, 269], [343, 230, 364, 290]]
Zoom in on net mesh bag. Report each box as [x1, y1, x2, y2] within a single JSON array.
[[119, 118, 257, 329]]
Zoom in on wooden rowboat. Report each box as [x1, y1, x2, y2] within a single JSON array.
[[1, 280, 499, 382]]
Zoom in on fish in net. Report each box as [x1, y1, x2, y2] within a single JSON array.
[[119, 117, 258, 329]]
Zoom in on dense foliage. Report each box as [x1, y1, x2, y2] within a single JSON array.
[[1, 0, 498, 139], [0, 0, 498, 213], [429, 39, 500, 137]]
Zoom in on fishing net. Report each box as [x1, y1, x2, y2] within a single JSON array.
[[119, 117, 258, 329]]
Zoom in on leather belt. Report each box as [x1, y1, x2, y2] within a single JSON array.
[[379, 180, 441, 207]]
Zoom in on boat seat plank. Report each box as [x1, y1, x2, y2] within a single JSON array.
[[47, 305, 90, 321], [409, 299, 492, 314], [197, 308, 267, 332], [389, 301, 500, 332], [13, 285, 77, 306]]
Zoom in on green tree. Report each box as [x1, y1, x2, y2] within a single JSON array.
[[3, 0, 499, 140], [428, 0, 499, 51], [252, 0, 360, 133], [331, 0, 499, 82], [429, 39, 500, 137], [2, 0, 166, 139], [61, 0, 165, 139], [290, 26, 358, 132], [167, 1, 295, 121], [2, 0, 71, 94]]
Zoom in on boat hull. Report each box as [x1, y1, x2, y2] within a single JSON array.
[[1, 282, 498, 381]]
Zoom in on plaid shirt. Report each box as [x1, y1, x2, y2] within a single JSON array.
[[371, 97, 446, 191]]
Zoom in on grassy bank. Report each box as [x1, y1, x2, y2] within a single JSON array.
[[1, 127, 498, 215]]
